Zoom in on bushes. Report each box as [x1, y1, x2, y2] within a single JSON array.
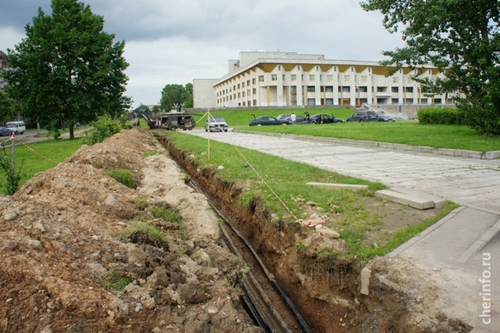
[[418, 107, 466, 125], [81, 114, 123, 145]]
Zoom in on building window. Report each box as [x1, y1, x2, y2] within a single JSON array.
[[393, 76, 399, 83], [298, 65, 301, 70], [252, 78, 256, 84], [308, 98, 315, 105], [342, 86, 350, 93], [359, 86, 368, 93], [247, 80, 251, 86], [242, 82, 245, 88], [361, 75, 367, 83], [253, 88, 256, 94], [259, 75, 264, 82], [316, 66, 319, 71], [405, 87, 414, 93], [278, 65, 281, 70], [392, 87, 399, 93], [344, 75, 351, 83], [325, 86, 334, 92], [309, 74, 315, 81], [272, 74, 277, 81], [291, 74, 296, 81], [307, 86, 315, 92]]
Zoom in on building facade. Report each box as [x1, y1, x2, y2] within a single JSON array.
[[193, 51, 455, 109]]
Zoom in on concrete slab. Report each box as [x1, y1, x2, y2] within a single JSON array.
[[375, 189, 435, 209], [390, 186, 449, 209]]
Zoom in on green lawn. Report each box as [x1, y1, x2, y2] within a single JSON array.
[[0, 139, 84, 194], [190, 108, 500, 152]]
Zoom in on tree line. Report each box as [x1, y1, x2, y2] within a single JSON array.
[[1, 0, 500, 137]]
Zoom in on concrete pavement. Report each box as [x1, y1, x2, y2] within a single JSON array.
[[186, 128, 500, 330]]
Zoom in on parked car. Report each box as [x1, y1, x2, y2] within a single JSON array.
[[0, 126, 13, 137], [377, 114, 396, 122], [6, 121, 26, 134], [249, 116, 282, 126], [309, 114, 345, 124], [205, 116, 228, 132], [276, 114, 305, 124], [346, 111, 379, 122]]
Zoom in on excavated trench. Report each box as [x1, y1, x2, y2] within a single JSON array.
[[157, 133, 472, 333]]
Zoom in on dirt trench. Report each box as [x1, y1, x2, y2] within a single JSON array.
[[158, 132, 473, 333]]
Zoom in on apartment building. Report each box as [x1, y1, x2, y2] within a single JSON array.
[[193, 51, 454, 109]]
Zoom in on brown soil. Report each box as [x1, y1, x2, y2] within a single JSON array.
[[0, 128, 261, 333], [0, 128, 472, 333]]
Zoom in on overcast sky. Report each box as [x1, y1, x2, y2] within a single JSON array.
[[1, 0, 405, 108]]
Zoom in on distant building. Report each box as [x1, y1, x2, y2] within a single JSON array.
[[193, 51, 456, 109]]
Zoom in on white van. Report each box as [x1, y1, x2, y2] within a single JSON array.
[[6, 121, 26, 135]]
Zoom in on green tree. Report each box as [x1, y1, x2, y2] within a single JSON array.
[[160, 84, 191, 111], [0, 90, 15, 123], [361, 0, 500, 134], [184, 82, 194, 108], [1, 0, 131, 139]]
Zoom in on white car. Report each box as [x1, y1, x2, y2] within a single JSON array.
[[6, 121, 26, 134], [205, 116, 228, 132]]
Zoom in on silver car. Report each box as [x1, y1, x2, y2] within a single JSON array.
[[205, 116, 228, 132]]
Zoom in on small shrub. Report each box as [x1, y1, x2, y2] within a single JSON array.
[[0, 149, 23, 195], [107, 169, 136, 188], [418, 107, 465, 125], [81, 114, 122, 145]]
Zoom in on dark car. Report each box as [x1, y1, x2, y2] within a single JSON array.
[[249, 116, 282, 126], [276, 114, 305, 124], [0, 126, 12, 137], [309, 113, 345, 124], [205, 116, 228, 132], [346, 111, 379, 122], [377, 114, 396, 122]]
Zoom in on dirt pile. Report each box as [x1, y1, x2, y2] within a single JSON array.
[[0, 128, 261, 333]]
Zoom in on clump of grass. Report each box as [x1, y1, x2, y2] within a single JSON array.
[[294, 240, 307, 252], [97, 271, 132, 291], [150, 204, 183, 224], [107, 169, 136, 188], [134, 197, 149, 210], [144, 151, 159, 158], [315, 246, 340, 259], [128, 221, 169, 243]]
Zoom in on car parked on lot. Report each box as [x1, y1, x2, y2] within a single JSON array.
[[346, 111, 379, 122], [6, 121, 26, 134], [276, 114, 305, 124], [377, 114, 396, 122], [309, 113, 345, 124], [0, 126, 13, 136], [249, 116, 282, 126], [205, 116, 228, 132]]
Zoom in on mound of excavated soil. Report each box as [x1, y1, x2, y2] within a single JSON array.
[[0, 128, 261, 333]]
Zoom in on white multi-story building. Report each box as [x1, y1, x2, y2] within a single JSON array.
[[193, 51, 454, 109]]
